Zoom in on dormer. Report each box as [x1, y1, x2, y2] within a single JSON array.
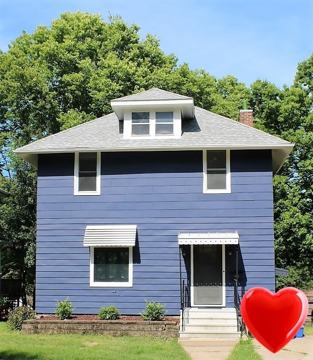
[[111, 88, 194, 139]]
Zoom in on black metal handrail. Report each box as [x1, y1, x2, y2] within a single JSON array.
[[180, 279, 190, 331], [234, 277, 247, 337]]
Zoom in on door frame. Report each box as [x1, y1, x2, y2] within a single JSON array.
[[190, 244, 226, 307]]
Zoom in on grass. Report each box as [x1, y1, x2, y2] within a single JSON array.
[[305, 324, 313, 336], [0, 323, 189, 360], [227, 339, 262, 360]]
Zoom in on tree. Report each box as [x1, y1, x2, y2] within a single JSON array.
[[250, 56, 313, 288]]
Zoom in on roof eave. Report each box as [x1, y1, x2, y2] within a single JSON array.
[[15, 143, 294, 171], [111, 99, 194, 120], [272, 145, 294, 174]]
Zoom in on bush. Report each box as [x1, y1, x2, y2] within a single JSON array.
[[0, 296, 10, 320], [99, 305, 120, 320], [7, 306, 35, 331], [141, 301, 166, 321], [0, 296, 9, 308], [55, 299, 73, 320]]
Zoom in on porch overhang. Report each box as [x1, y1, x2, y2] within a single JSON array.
[[178, 232, 239, 245], [83, 225, 137, 247]]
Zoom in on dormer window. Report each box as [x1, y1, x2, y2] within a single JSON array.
[[131, 112, 150, 136], [129, 111, 175, 138], [156, 112, 174, 135], [111, 87, 194, 140]]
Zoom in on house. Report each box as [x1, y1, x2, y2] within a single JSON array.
[[15, 88, 293, 338]]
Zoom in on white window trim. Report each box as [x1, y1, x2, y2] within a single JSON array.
[[131, 111, 151, 137], [89, 246, 133, 287], [190, 244, 226, 307], [123, 109, 181, 139], [74, 152, 101, 196], [155, 111, 175, 137], [203, 149, 231, 194]]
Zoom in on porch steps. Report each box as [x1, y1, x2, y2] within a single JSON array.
[[180, 308, 240, 340]]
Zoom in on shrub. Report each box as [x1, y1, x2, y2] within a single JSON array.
[[99, 305, 120, 320], [7, 306, 35, 331], [0, 296, 10, 320], [141, 301, 166, 321], [0, 296, 9, 308], [55, 299, 73, 320], [0, 296, 8, 308]]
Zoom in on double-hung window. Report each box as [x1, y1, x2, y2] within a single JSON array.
[[130, 111, 175, 137], [131, 112, 150, 136], [74, 152, 101, 195], [203, 150, 231, 193], [155, 112, 174, 135], [90, 247, 133, 287]]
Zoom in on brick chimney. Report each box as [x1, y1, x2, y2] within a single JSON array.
[[239, 109, 253, 127]]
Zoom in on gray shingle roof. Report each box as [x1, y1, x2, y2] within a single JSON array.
[[15, 106, 293, 172], [112, 88, 192, 102], [15, 106, 292, 152]]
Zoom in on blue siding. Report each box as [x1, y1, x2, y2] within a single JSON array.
[[36, 150, 275, 314]]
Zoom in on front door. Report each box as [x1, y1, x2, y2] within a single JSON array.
[[191, 245, 225, 306]]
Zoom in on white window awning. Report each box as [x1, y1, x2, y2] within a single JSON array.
[[83, 225, 137, 247], [178, 232, 239, 245]]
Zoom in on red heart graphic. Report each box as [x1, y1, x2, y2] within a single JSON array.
[[240, 287, 308, 353]]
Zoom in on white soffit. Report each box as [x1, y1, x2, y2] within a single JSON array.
[[178, 232, 239, 245], [83, 225, 137, 247]]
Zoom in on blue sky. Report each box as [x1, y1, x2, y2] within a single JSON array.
[[0, 0, 312, 87]]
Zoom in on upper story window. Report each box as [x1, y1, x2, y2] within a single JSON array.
[[74, 152, 101, 195], [131, 112, 150, 136], [126, 110, 179, 138], [203, 150, 231, 193], [156, 112, 174, 135]]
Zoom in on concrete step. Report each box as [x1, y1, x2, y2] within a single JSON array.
[[180, 332, 240, 340], [185, 312, 237, 320], [183, 318, 238, 326], [186, 308, 236, 313], [183, 325, 238, 333]]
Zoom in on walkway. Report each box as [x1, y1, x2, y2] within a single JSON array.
[[254, 336, 313, 360], [179, 339, 237, 360]]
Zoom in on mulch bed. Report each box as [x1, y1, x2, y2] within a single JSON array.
[[37, 314, 179, 324]]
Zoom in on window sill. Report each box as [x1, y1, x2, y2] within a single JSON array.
[[90, 282, 133, 288], [74, 191, 101, 196], [203, 189, 231, 194], [124, 135, 179, 139]]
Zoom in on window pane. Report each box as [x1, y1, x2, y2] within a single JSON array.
[[79, 153, 97, 192], [94, 248, 129, 282], [156, 112, 173, 123], [80, 153, 97, 172], [207, 170, 226, 190], [132, 124, 150, 135], [207, 150, 226, 169], [156, 124, 174, 135], [132, 112, 149, 123]]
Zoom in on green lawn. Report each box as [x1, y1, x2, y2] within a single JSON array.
[[0, 323, 189, 360], [305, 325, 313, 336], [227, 339, 262, 360]]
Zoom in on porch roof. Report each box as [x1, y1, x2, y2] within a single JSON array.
[[178, 232, 239, 245]]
